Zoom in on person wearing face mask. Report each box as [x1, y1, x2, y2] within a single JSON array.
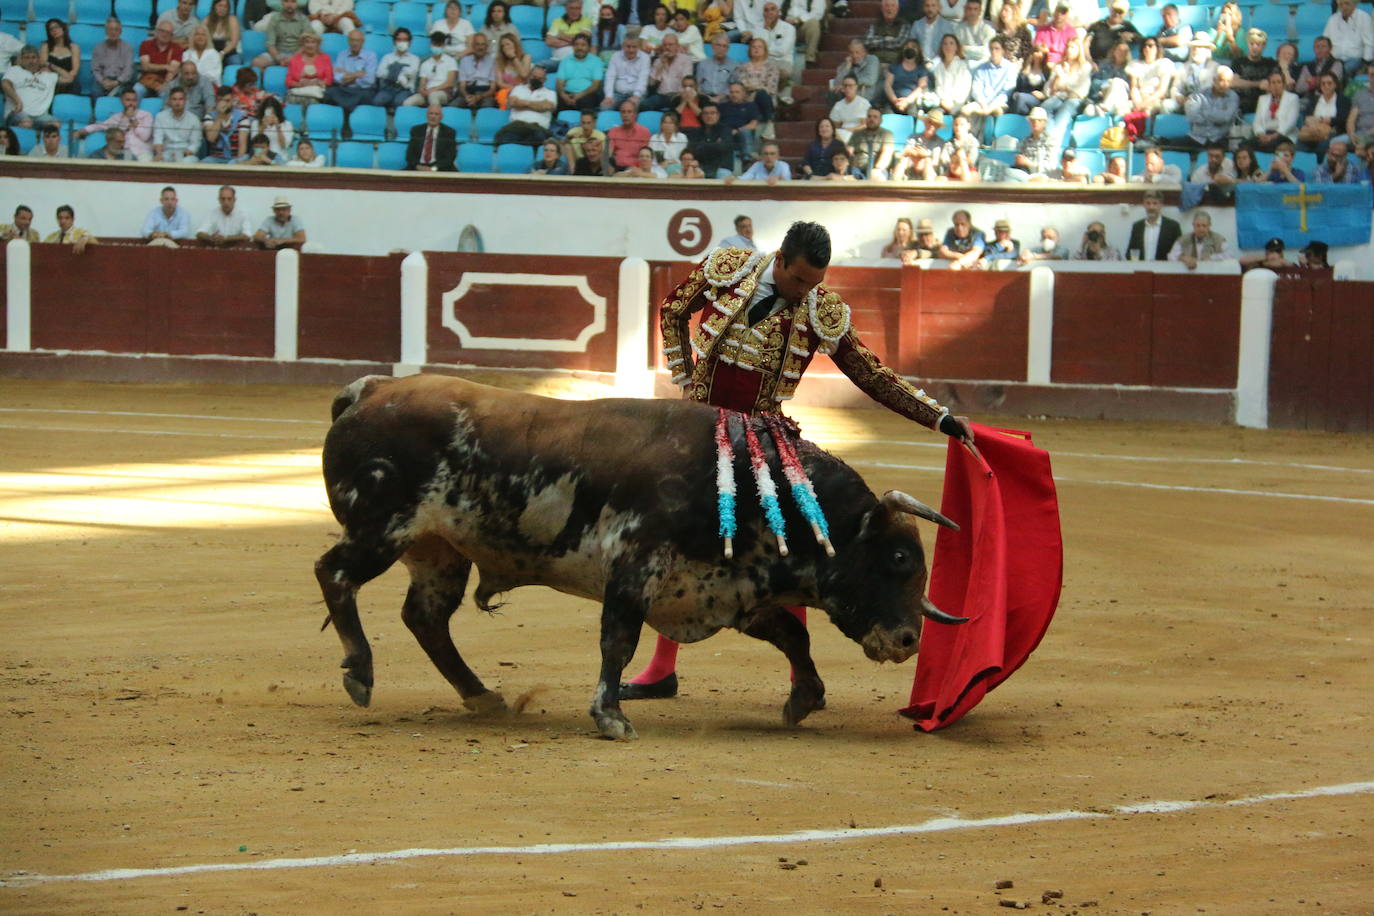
[[403, 32, 459, 107], [1017, 225, 1069, 263], [493, 66, 557, 145], [884, 40, 932, 113], [374, 29, 421, 111]]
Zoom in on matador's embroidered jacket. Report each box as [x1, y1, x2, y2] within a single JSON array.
[[661, 246, 951, 428]]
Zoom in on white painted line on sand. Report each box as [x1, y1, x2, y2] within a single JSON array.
[[818, 435, 1374, 475], [4, 781, 1370, 887], [853, 461, 1374, 507], [0, 424, 319, 443], [0, 408, 325, 425]]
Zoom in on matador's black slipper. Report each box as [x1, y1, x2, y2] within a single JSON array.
[[618, 673, 678, 700]]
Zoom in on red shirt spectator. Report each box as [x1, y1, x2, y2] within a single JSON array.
[[606, 101, 650, 169], [139, 27, 184, 94]]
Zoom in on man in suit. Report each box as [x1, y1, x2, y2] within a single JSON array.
[[405, 103, 457, 171], [1125, 189, 1181, 261]]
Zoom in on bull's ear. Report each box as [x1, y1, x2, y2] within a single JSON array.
[[881, 490, 960, 531], [856, 502, 888, 542]]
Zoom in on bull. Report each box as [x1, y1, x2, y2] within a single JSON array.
[[315, 374, 964, 740]]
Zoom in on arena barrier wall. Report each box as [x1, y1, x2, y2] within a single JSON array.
[[4, 239, 1369, 432]]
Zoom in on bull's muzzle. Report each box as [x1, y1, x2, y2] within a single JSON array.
[[861, 625, 922, 663]]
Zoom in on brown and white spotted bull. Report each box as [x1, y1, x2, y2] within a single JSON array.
[[315, 373, 964, 740]]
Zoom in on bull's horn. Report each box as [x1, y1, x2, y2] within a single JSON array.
[[882, 490, 960, 530], [921, 596, 968, 625]]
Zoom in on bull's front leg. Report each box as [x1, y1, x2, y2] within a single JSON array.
[[743, 608, 826, 727], [589, 578, 649, 740]]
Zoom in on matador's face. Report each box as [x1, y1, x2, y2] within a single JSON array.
[[774, 254, 826, 303]]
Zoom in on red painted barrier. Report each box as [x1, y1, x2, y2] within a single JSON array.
[[1269, 277, 1374, 433]]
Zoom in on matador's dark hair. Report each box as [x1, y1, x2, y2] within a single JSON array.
[[780, 221, 831, 269]]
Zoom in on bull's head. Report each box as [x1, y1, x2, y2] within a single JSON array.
[[821, 490, 965, 663]]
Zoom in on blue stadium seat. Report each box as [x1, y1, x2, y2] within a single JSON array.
[[222, 63, 242, 86], [1254, 150, 1274, 172], [377, 140, 407, 169], [0, 22, 20, 39], [154, 0, 176, 14], [81, 129, 109, 155], [1074, 149, 1105, 177], [442, 105, 472, 138], [467, 2, 488, 26], [263, 65, 287, 95], [320, 31, 347, 55], [1162, 149, 1193, 175], [1069, 114, 1110, 148], [284, 102, 304, 124], [726, 41, 748, 63], [25, 20, 46, 45], [94, 95, 122, 119], [495, 142, 533, 172], [139, 96, 162, 115], [1293, 151, 1318, 175], [70, 22, 103, 48], [76, 57, 94, 93], [1248, 5, 1291, 41], [555, 109, 580, 127], [545, 4, 563, 23], [306, 102, 345, 137], [457, 141, 494, 171], [1173, 5, 1212, 32], [1293, 5, 1329, 39], [347, 103, 387, 139], [992, 112, 1030, 143], [335, 139, 376, 167], [1129, 7, 1162, 37], [355, 0, 391, 31], [1150, 112, 1189, 141], [881, 112, 914, 146], [509, 4, 542, 40], [471, 106, 507, 142], [32, 0, 71, 22], [240, 30, 267, 58], [113, 0, 152, 26], [12, 126, 35, 153], [51, 94, 92, 125], [393, 105, 427, 134], [637, 110, 661, 134], [363, 32, 391, 56], [389, 1, 428, 33], [595, 108, 618, 131]]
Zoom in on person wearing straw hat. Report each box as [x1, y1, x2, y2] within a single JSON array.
[[982, 217, 1021, 267], [254, 196, 307, 250], [891, 108, 945, 179], [1166, 29, 1218, 112], [1012, 105, 1057, 177], [909, 217, 942, 259]]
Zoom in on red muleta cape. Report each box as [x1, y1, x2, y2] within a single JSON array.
[[900, 424, 1063, 732]]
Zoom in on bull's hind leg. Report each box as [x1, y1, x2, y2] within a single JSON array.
[[400, 535, 505, 715], [316, 537, 402, 707], [743, 608, 826, 727]]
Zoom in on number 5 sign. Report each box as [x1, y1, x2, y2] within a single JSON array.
[[667, 209, 712, 257]]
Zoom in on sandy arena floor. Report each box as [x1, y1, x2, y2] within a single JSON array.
[[0, 378, 1370, 915]]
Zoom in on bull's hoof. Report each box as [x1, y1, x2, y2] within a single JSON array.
[[342, 671, 373, 707], [782, 682, 825, 727], [593, 709, 639, 741], [462, 690, 507, 715]]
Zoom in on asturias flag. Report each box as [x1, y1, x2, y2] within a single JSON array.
[[1235, 182, 1373, 250]]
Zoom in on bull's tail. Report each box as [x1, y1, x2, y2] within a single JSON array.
[[330, 374, 394, 422]]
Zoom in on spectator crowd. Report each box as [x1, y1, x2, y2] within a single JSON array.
[[1, 0, 1372, 184]]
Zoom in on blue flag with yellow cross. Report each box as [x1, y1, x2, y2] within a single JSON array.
[[1234, 183, 1372, 249]]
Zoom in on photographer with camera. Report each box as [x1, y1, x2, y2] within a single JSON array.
[[1075, 220, 1123, 260]]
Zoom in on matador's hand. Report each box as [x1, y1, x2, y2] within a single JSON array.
[[940, 414, 981, 462]]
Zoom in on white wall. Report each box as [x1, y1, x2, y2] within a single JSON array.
[[5, 172, 1371, 273]]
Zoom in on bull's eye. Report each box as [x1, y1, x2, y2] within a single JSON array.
[[892, 548, 910, 566]]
